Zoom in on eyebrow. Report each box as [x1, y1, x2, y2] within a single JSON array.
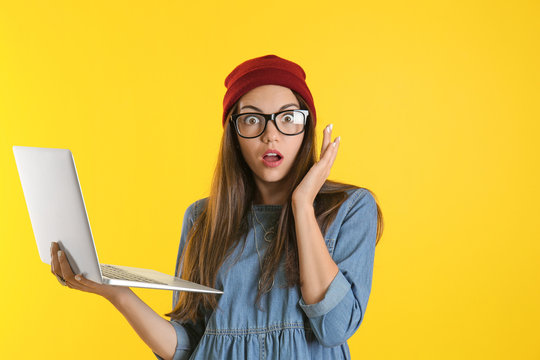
[[240, 103, 299, 112]]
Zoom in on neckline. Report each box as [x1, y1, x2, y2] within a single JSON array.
[[251, 204, 283, 212]]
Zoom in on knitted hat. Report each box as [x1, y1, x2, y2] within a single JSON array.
[[222, 54, 316, 128]]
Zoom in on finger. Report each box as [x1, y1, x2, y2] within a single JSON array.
[[57, 253, 91, 291], [322, 135, 340, 164], [50, 244, 67, 287], [57, 249, 76, 284], [65, 275, 90, 291], [333, 135, 341, 148], [51, 246, 74, 288], [319, 136, 340, 177], [52, 243, 101, 292], [50, 242, 61, 277], [320, 124, 333, 160], [327, 136, 341, 169], [71, 273, 99, 290], [64, 270, 103, 292]]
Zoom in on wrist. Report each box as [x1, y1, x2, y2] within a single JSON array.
[[105, 287, 134, 306], [292, 199, 314, 214]]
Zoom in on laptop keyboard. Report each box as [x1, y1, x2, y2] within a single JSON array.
[[100, 264, 168, 285]]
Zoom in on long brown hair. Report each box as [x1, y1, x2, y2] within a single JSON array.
[[165, 90, 384, 322]]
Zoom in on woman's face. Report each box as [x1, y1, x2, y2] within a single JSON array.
[[235, 84, 305, 188]]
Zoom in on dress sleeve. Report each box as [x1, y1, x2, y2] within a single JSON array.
[[298, 188, 378, 347], [153, 200, 207, 360]]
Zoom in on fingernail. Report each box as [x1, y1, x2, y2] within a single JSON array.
[[336, 136, 341, 142], [75, 275, 81, 281], [330, 124, 333, 131], [58, 250, 62, 258], [325, 125, 330, 133]]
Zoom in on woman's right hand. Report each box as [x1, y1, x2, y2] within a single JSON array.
[[50, 241, 132, 303]]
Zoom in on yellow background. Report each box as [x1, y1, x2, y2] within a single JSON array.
[[1, 0, 539, 359]]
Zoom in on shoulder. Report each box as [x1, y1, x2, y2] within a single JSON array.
[[325, 187, 377, 240], [342, 188, 377, 219], [185, 197, 209, 222]]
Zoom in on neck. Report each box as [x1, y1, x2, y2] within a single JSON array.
[[253, 177, 291, 205]]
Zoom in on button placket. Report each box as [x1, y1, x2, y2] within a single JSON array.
[[258, 333, 266, 360]]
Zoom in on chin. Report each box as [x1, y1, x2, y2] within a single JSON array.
[[259, 174, 286, 183], [255, 169, 288, 183]]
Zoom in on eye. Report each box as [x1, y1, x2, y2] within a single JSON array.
[[281, 114, 294, 123], [242, 115, 260, 125], [279, 112, 296, 124]]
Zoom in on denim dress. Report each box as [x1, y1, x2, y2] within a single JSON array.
[[154, 188, 377, 360]]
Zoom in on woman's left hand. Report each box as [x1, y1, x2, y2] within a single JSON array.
[[292, 124, 340, 207]]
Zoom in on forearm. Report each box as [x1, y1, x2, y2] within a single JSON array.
[[292, 202, 339, 305], [106, 289, 176, 360]]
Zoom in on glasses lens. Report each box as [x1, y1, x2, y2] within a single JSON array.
[[276, 110, 306, 135], [235, 110, 307, 137], [236, 114, 266, 137]]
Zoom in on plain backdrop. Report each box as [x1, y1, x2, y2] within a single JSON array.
[[1, 0, 539, 359]]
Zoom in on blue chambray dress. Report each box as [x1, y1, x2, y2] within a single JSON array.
[[154, 188, 377, 360]]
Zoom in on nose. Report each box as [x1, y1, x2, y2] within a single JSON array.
[[261, 119, 280, 143]]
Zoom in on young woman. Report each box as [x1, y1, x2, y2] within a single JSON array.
[[50, 54, 384, 359]]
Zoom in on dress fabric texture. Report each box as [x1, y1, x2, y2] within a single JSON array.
[[154, 188, 377, 360]]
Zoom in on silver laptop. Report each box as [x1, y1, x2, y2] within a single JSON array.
[[13, 145, 222, 294]]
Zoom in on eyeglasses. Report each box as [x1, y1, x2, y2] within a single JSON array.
[[230, 109, 309, 139]]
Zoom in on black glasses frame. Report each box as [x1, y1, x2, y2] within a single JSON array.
[[230, 109, 309, 139]]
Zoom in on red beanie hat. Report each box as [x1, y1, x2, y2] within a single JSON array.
[[222, 54, 316, 128]]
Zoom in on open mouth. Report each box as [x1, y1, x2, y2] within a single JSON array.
[[263, 154, 282, 162], [262, 153, 284, 167]]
